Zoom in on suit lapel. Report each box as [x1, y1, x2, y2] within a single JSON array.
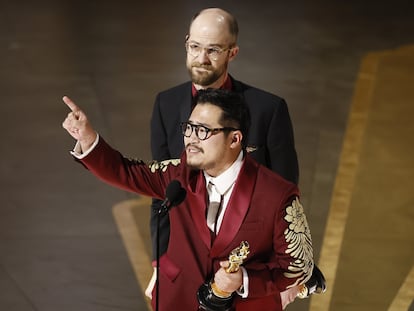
[[210, 156, 259, 257], [185, 169, 211, 249]]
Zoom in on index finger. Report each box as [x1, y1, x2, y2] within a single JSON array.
[[62, 96, 80, 112]]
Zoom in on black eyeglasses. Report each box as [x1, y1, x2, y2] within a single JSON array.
[[180, 122, 238, 141]]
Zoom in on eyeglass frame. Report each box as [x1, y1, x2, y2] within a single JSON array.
[[185, 38, 234, 61], [180, 121, 239, 141]]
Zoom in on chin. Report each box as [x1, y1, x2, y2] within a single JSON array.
[[186, 157, 202, 170], [191, 72, 214, 86], [187, 162, 202, 171]]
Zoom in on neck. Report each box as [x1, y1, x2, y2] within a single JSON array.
[[204, 164, 232, 178]]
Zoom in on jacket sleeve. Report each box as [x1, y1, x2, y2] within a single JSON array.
[[79, 136, 180, 200], [245, 195, 314, 297]]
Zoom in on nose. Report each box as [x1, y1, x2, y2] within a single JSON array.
[[184, 132, 199, 149], [197, 48, 211, 63]]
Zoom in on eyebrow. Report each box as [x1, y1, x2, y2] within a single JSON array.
[[187, 40, 226, 48], [188, 120, 216, 128]]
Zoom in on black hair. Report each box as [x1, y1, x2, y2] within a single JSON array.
[[194, 88, 250, 148]]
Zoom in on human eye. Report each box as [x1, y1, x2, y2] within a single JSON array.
[[198, 125, 208, 135], [198, 125, 212, 139], [207, 46, 222, 56], [189, 43, 201, 51]]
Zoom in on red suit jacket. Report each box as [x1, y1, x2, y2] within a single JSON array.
[[79, 137, 313, 311]]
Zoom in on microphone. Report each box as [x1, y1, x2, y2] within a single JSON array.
[[159, 180, 186, 214]]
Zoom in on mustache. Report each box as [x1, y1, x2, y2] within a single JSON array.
[[185, 143, 203, 153], [191, 62, 213, 70]]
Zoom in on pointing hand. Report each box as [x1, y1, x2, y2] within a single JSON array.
[[62, 96, 97, 151]]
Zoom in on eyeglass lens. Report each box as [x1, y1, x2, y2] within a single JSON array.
[[182, 123, 209, 140], [186, 43, 226, 61]]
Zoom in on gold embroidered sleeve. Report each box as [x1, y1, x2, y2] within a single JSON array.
[[148, 159, 181, 173], [283, 197, 314, 287]]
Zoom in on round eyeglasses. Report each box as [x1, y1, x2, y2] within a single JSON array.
[[181, 122, 238, 141], [185, 41, 232, 61]]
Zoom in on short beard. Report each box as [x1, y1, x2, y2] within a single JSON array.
[[187, 62, 224, 87], [186, 162, 201, 171]]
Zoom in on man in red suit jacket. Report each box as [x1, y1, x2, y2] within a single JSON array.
[[62, 89, 314, 310]]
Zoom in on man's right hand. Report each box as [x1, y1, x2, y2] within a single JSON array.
[[62, 96, 97, 152]]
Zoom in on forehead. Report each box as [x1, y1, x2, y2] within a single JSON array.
[[189, 103, 222, 126], [189, 14, 232, 45]]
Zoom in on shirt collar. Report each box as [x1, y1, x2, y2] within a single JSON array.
[[204, 150, 243, 195]]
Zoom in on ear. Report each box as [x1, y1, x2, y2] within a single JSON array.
[[229, 130, 243, 148], [228, 45, 239, 62]]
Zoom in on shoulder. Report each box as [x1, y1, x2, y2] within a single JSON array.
[[246, 156, 297, 192], [156, 81, 192, 99], [152, 82, 192, 113], [148, 158, 181, 173], [231, 77, 287, 109]]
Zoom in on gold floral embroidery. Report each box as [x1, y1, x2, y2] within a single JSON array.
[[246, 145, 257, 153], [148, 159, 181, 173], [283, 197, 314, 287]]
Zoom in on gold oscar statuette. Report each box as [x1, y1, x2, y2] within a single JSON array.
[[197, 241, 250, 311]]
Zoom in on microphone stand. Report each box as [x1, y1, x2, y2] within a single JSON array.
[[155, 203, 167, 311]]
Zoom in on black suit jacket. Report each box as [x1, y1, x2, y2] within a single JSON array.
[[149, 76, 299, 257], [151, 76, 298, 181]]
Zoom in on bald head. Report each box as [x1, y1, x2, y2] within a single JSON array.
[[189, 8, 238, 46], [185, 8, 240, 89]]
